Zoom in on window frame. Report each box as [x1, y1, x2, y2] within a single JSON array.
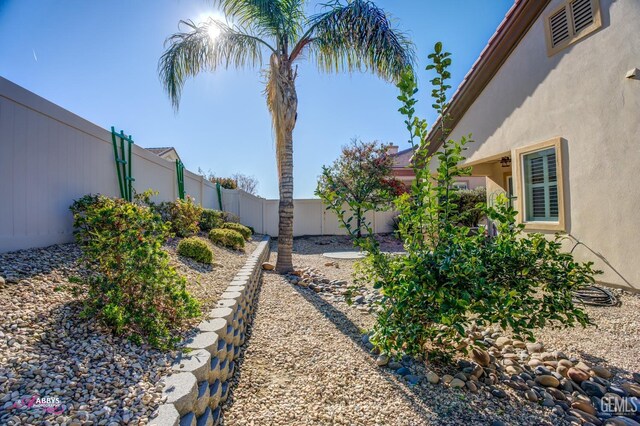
[[544, 0, 602, 57], [513, 138, 566, 232], [452, 180, 469, 190]]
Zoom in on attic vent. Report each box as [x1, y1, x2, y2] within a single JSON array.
[[571, 0, 594, 34], [549, 8, 570, 47], [545, 0, 601, 56]]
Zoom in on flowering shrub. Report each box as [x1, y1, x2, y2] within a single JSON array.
[[159, 196, 203, 237], [222, 222, 252, 240], [177, 237, 214, 264], [316, 139, 405, 237], [209, 228, 245, 250], [346, 43, 599, 358], [70, 194, 199, 349]]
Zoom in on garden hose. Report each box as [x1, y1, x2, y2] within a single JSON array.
[[573, 285, 619, 307]]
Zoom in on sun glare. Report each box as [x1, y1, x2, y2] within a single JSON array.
[[197, 11, 225, 42]]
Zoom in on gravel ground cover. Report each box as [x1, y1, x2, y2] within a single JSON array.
[[165, 235, 257, 314], [224, 235, 640, 426], [0, 235, 257, 425]]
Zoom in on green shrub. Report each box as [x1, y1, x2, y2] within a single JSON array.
[[70, 194, 200, 349], [222, 222, 252, 240], [209, 228, 245, 250], [200, 209, 225, 232], [177, 237, 214, 264], [162, 196, 203, 237], [453, 187, 487, 227], [222, 212, 240, 223], [337, 44, 598, 358]]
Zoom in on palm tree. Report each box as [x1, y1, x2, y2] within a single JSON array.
[[159, 0, 414, 273]]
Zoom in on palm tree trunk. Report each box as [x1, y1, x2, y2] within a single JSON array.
[[266, 54, 297, 273], [276, 130, 294, 273]]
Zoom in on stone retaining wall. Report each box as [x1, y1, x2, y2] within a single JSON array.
[[150, 237, 270, 426]]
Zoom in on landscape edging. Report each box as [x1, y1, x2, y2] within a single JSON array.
[[150, 236, 270, 426]]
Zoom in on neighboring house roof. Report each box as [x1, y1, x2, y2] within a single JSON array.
[[146, 147, 181, 161], [425, 0, 551, 155], [392, 146, 415, 169]]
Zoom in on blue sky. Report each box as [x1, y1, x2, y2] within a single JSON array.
[[0, 0, 513, 199]]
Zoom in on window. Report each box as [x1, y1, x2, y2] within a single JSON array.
[[452, 181, 469, 190], [523, 148, 558, 221], [545, 0, 601, 56], [513, 138, 565, 231]]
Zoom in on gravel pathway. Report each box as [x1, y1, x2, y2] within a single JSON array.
[[223, 262, 552, 425], [223, 236, 640, 426]]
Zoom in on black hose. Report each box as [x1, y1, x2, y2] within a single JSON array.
[[573, 285, 619, 307]]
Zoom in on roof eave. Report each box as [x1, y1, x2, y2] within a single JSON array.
[[425, 0, 551, 156]]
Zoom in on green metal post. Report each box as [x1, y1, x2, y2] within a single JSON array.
[[119, 132, 127, 200], [127, 133, 133, 201], [111, 127, 125, 199], [176, 159, 185, 199], [216, 182, 223, 210]]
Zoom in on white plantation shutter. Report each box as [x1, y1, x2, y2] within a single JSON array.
[[524, 148, 559, 222], [571, 0, 595, 34], [549, 7, 571, 47]]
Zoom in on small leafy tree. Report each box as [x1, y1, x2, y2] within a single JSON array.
[[316, 139, 405, 237], [341, 43, 599, 358]]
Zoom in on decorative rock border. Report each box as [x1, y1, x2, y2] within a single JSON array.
[[150, 237, 270, 426]]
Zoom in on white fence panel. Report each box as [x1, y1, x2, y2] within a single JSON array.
[[0, 77, 399, 253], [0, 77, 219, 252]]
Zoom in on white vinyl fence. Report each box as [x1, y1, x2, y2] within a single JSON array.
[[0, 77, 395, 253], [220, 190, 397, 237]]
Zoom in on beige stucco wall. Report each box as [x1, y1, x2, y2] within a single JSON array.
[[447, 0, 640, 291]]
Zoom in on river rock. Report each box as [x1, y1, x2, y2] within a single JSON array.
[[472, 348, 490, 367], [526, 342, 544, 353], [495, 337, 512, 348], [581, 381, 606, 397], [376, 354, 389, 367], [536, 375, 560, 388], [426, 372, 440, 384], [622, 382, 640, 397], [449, 378, 465, 388], [572, 400, 597, 416], [592, 366, 613, 379], [568, 368, 590, 383]]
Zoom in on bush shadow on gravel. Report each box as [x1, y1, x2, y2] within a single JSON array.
[[0, 244, 82, 282], [284, 283, 468, 422]]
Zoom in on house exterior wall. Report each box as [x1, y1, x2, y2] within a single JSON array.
[[446, 0, 640, 290], [160, 150, 180, 163]]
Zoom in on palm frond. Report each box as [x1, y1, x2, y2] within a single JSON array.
[[158, 19, 274, 110], [212, 0, 305, 43], [301, 0, 415, 82]]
